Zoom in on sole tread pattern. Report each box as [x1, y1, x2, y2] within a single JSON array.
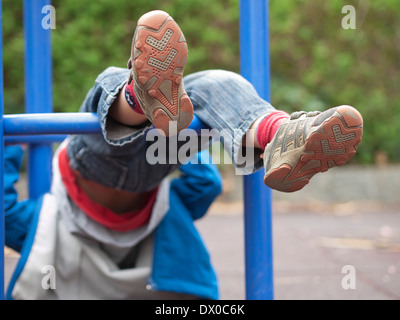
[[131, 11, 193, 136], [264, 106, 363, 192]]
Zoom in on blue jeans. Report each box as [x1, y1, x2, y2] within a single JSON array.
[[67, 68, 276, 192]]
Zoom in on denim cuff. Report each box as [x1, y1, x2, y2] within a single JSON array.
[[95, 67, 152, 146], [232, 110, 266, 175]]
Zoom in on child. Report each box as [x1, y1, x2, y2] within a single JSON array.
[[4, 10, 363, 300], [5, 145, 222, 299]]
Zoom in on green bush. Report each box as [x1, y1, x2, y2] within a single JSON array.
[[269, 0, 399, 164], [2, 0, 398, 164]]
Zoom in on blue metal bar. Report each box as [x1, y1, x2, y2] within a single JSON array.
[[3, 113, 207, 136], [23, 0, 53, 199], [4, 113, 101, 135], [240, 0, 274, 300], [0, 0, 4, 301], [5, 135, 68, 144]]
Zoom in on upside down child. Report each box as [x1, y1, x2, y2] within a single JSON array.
[[4, 10, 363, 300]]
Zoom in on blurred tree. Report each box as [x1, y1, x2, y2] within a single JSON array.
[[2, 0, 398, 163], [269, 0, 399, 164]]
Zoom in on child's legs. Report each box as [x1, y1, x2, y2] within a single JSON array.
[[185, 69, 276, 173], [67, 69, 275, 193]]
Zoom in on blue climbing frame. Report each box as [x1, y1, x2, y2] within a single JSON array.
[[0, 0, 273, 300]]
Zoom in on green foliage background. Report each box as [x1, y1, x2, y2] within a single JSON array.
[[3, 0, 399, 164]]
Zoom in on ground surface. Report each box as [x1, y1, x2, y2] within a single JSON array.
[[196, 201, 400, 300], [4, 164, 400, 300]]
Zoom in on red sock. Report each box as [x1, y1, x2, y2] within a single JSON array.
[[256, 111, 290, 149], [124, 81, 144, 115]]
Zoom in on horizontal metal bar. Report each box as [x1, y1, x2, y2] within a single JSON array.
[[3, 112, 208, 137], [4, 113, 101, 135], [5, 134, 68, 144]]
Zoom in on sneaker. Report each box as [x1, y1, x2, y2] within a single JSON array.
[[263, 105, 363, 192], [127, 10, 193, 136]]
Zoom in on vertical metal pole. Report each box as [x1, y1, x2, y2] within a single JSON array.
[[0, 0, 4, 301], [23, 0, 53, 199], [240, 0, 274, 300]]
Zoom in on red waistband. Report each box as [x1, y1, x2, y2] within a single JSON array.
[[58, 147, 157, 232]]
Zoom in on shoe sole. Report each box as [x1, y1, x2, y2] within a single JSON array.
[[264, 106, 363, 192], [132, 10, 193, 136]]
